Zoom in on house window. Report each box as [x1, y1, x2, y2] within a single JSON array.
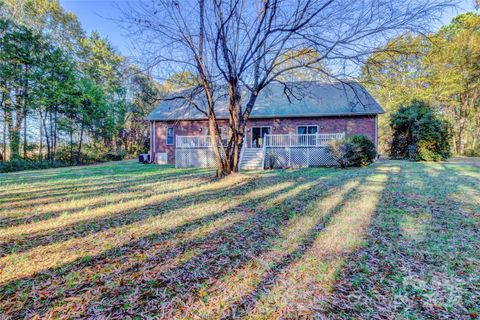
[[205, 127, 227, 145], [205, 127, 223, 135], [166, 127, 174, 145], [297, 125, 318, 145], [297, 125, 318, 134]]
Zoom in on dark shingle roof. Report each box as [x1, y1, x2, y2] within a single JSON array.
[[147, 81, 384, 121]]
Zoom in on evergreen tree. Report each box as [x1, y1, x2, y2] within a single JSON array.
[[390, 100, 451, 161]]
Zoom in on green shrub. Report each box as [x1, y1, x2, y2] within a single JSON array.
[[348, 135, 377, 167], [0, 159, 68, 173], [55, 145, 76, 164], [266, 152, 278, 170], [465, 146, 480, 157], [82, 145, 109, 164], [390, 100, 451, 161], [327, 135, 377, 168], [327, 140, 357, 168], [0, 144, 128, 173], [55, 144, 126, 164], [55, 144, 102, 165], [104, 150, 127, 161]]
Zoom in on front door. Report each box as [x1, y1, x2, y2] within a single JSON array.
[[251, 127, 271, 148]]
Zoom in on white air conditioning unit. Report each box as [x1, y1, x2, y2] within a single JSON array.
[[139, 153, 150, 163]]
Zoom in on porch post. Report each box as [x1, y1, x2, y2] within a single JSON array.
[[152, 121, 156, 163], [149, 121, 152, 162], [288, 133, 292, 167]]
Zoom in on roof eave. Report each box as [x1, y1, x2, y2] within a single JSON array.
[[147, 110, 385, 121]]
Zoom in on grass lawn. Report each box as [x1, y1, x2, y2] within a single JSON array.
[[0, 160, 478, 319]]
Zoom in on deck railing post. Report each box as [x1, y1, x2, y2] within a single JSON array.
[[288, 134, 292, 167], [262, 138, 267, 169]]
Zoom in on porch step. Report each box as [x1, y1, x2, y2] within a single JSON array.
[[239, 148, 265, 170]]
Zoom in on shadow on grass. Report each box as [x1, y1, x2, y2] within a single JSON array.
[[0, 168, 212, 206], [0, 167, 366, 318], [325, 161, 480, 319], [0, 172, 252, 256], [0, 172, 216, 230], [74, 171, 363, 318], [0, 161, 187, 185], [221, 175, 370, 319]]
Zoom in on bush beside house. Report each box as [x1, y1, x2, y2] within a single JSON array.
[[389, 100, 451, 161], [327, 134, 377, 168]]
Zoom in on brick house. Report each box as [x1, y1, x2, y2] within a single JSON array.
[[147, 81, 384, 169]]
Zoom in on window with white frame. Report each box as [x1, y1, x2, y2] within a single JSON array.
[[297, 125, 318, 145], [297, 125, 318, 134], [166, 127, 174, 145]]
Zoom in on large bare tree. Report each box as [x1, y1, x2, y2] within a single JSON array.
[[122, 0, 455, 176]]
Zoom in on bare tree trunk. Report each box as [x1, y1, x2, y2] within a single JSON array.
[[473, 117, 480, 153], [230, 91, 259, 172], [1, 89, 6, 161], [39, 114, 43, 161], [53, 106, 58, 159], [1, 108, 6, 161], [9, 90, 24, 160], [452, 135, 457, 155], [457, 103, 467, 155], [41, 110, 51, 161], [77, 117, 85, 164], [22, 65, 29, 159], [225, 83, 238, 172], [70, 130, 74, 165], [203, 82, 229, 176], [223, 84, 260, 173], [207, 114, 226, 177], [198, 0, 229, 177], [23, 109, 27, 159], [458, 129, 466, 155], [230, 111, 242, 172], [49, 110, 53, 160], [5, 100, 13, 161]]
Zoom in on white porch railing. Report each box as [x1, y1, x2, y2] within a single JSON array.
[[176, 135, 226, 148], [176, 133, 345, 149], [264, 133, 345, 147]]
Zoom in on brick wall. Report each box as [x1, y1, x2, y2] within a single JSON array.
[[152, 116, 377, 164]]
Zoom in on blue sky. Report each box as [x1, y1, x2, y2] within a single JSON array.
[[59, 0, 477, 57]]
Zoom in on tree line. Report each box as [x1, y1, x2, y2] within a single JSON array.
[[0, 0, 163, 166], [362, 12, 480, 156]]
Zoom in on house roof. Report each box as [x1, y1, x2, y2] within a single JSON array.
[[147, 81, 384, 121]]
